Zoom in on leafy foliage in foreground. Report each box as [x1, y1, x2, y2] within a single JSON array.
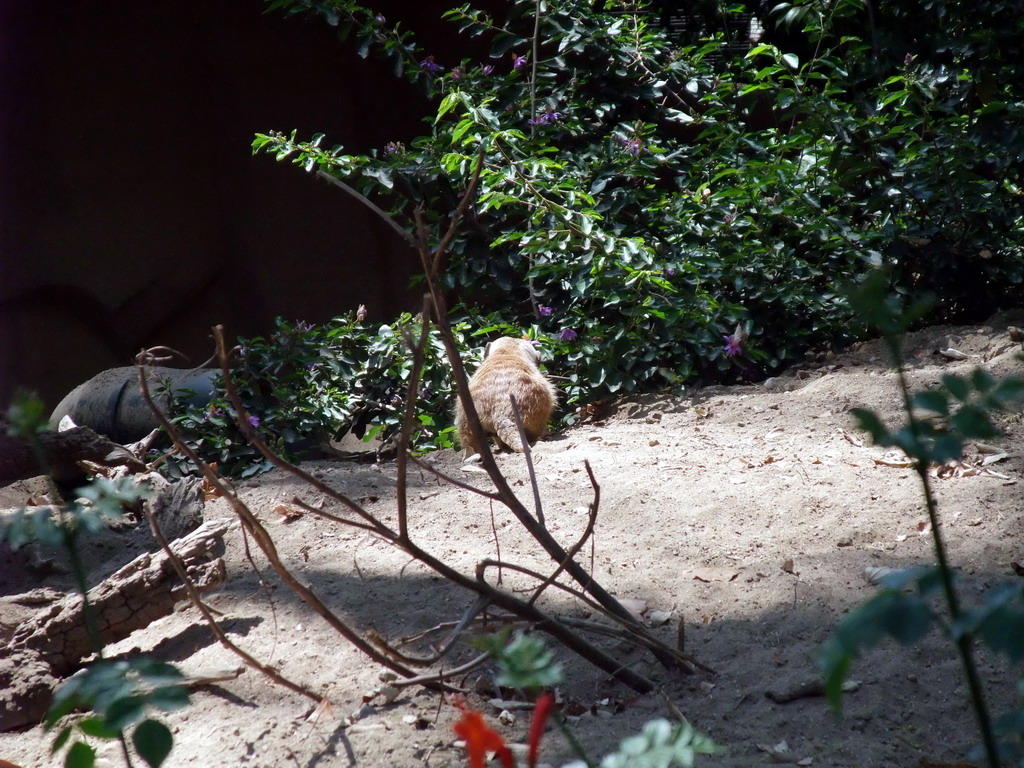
[[1, 394, 189, 768], [467, 630, 720, 767], [46, 659, 188, 768], [820, 270, 1024, 767]]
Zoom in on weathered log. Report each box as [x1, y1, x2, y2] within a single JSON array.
[[11, 520, 229, 672], [0, 520, 229, 731], [0, 417, 146, 488]]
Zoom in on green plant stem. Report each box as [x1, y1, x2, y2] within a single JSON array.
[[553, 710, 596, 768], [63, 528, 105, 660], [118, 733, 136, 768], [891, 353, 1000, 768], [528, 0, 540, 139]]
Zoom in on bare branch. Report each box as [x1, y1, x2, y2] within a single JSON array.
[[289, 497, 382, 534], [368, 595, 492, 666], [407, 454, 503, 501], [388, 653, 491, 690], [138, 366, 320, 702], [510, 394, 544, 525], [396, 294, 434, 541], [316, 170, 417, 248], [431, 142, 488, 279]]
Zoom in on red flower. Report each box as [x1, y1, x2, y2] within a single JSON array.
[[527, 693, 555, 767], [453, 696, 514, 768]]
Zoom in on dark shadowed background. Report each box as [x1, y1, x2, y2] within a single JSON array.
[[0, 0, 465, 409]]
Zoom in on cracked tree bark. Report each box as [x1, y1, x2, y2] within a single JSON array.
[[0, 520, 229, 732]]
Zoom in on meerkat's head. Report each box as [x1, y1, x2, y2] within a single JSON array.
[[483, 336, 542, 364]]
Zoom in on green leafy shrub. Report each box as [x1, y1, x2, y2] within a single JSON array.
[[166, 312, 481, 476], [174, 0, 1023, 474], [45, 658, 188, 768], [257, 0, 1022, 400]]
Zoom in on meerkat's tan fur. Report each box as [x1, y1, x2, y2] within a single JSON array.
[[455, 337, 557, 456]]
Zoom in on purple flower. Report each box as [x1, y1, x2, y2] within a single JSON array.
[[248, 414, 261, 427], [538, 305, 553, 317], [511, 53, 527, 70], [450, 67, 462, 80], [615, 135, 643, 156], [375, 14, 385, 23], [420, 56, 443, 75], [481, 64, 495, 75], [722, 334, 743, 357], [559, 328, 578, 342], [383, 141, 402, 155], [663, 267, 676, 277], [528, 110, 563, 126]]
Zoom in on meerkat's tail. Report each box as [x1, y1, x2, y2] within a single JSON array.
[[493, 418, 525, 453]]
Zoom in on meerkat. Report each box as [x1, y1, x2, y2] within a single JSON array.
[[455, 337, 557, 456]]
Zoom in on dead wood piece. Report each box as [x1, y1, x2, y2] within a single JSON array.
[[0, 417, 146, 488], [9, 520, 229, 676], [123, 473, 205, 549]]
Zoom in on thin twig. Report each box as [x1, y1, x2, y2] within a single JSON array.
[[317, 170, 417, 247], [368, 595, 493, 666], [529, 0, 541, 139], [388, 653, 492, 690], [527, 462, 596, 606], [889, 342, 999, 768], [431, 143, 488, 279], [407, 454, 504, 501], [137, 367, 321, 702], [396, 295, 434, 541], [510, 394, 544, 525], [489, 499, 503, 586], [289, 497, 382, 534]]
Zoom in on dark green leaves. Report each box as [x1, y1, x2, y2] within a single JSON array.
[[477, 629, 565, 692], [46, 659, 188, 768], [65, 741, 96, 768], [166, 313, 474, 476], [133, 719, 174, 768], [4, 389, 49, 437]]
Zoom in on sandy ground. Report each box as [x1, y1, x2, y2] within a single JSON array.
[[2, 313, 1023, 768]]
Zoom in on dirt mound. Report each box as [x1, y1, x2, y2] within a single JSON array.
[[2, 313, 1023, 768]]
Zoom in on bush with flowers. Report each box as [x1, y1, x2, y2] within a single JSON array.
[[171, 0, 1024, 473]]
